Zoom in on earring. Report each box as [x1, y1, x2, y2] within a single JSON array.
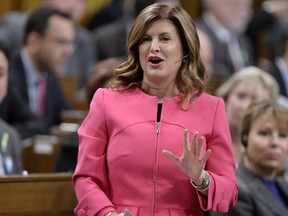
[[241, 134, 248, 147]]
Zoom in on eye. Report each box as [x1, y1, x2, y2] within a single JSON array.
[[258, 130, 269, 136], [279, 132, 287, 138], [235, 93, 246, 100], [140, 36, 151, 43], [161, 36, 170, 41]]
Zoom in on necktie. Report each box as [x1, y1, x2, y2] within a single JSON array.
[[38, 77, 46, 117]]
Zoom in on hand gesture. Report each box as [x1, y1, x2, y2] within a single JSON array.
[[162, 129, 211, 184]]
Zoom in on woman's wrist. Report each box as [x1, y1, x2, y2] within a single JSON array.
[[190, 170, 206, 186], [190, 170, 211, 192]]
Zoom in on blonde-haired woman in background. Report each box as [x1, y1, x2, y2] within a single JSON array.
[[210, 100, 288, 215], [215, 66, 282, 164]]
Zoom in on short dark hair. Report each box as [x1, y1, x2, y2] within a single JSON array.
[[23, 6, 72, 44]]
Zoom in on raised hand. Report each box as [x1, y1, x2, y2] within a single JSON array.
[[162, 129, 211, 184]]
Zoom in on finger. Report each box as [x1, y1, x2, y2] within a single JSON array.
[[162, 150, 180, 164], [191, 131, 199, 154], [183, 129, 190, 151], [196, 136, 204, 158], [201, 149, 212, 163]]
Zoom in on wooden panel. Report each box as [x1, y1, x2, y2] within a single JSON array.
[[0, 0, 18, 16], [181, 0, 202, 19], [59, 74, 88, 111], [22, 135, 60, 173], [0, 173, 77, 216]]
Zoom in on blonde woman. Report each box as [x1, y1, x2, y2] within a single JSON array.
[[215, 66, 280, 163]]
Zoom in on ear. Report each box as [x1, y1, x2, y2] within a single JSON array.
[[241, 134, 248, 147], [26, 32, 41, 46]]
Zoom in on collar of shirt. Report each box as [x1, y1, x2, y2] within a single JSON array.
[[20, 49, 42, 85]]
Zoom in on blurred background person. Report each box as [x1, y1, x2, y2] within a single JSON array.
[[9, 7, 74, 131], [0, 118, 23, 175], [246, 0, 288, 69], [0, 42, 23, 175], [196, 0, 254, 84], [198, 28, 214, 81], [0, 42, 49, 140], [215, 66, 280, 164], [86, 0, 125, 32], [266, 21, 288, 98], [0, 0, 95, 98], [210, 100, 288, 215], [197, 28, 218, 95]]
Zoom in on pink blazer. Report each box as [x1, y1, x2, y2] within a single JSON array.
[[73, 88, 238, 216]]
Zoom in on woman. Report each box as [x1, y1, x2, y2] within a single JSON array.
[[229, 100, 288, 215], [215, 66, 280, 164], [73, 3, 237, 216]]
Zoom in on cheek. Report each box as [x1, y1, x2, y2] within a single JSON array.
[[247, 144, 263, 160], [226, 96, 239, 116], [0, 79, 8, 98], [281, 140, 288, 154], [139, 47, 148, 65], [247, 136, 267, 155]]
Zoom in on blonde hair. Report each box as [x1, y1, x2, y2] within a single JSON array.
[[215, 66, 279, 101], [241, 100, 288, 144], [106, 3, 206, 108]]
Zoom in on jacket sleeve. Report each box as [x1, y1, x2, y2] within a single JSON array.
[[198, 98, 238, 212], [72, 88, 115, 216]]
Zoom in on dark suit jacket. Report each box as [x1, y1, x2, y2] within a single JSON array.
[[267, 61, 288, 97], [93, 18, 128, 61], [0, 85, 49, 139], [196, 17, 254, 81], [210, 164, 288, 216], [9, 54, 72, 128], [0, 119, 22, 174]]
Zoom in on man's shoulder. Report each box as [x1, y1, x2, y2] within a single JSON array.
[[0, 119, 18, 136], [0, 11, 28, 27]]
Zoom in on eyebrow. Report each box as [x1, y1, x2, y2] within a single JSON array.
[[144, 32, 172, 36]]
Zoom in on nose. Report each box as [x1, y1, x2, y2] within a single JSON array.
[[150, 39, 160, 52], [270, 132, 281, 147], [240, 98, 251, 112]]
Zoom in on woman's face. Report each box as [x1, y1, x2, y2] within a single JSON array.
[[139, 19, 183, 87], [0, 51, 8, 104], [246, 115, 288, 174], [226, 81, 270, 129]]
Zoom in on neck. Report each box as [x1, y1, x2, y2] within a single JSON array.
[[141, 82, 179, 100], [243, 155, 276, 180]]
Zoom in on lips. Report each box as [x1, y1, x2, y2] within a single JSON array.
[[148, 56, 163, 66], [266, 152, 281, 160]]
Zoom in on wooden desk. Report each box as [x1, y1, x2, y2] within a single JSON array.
[[0, 173, 77, 216], [22, 135, 60, 173]]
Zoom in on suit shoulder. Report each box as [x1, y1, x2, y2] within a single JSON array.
[[198, 92, 224, 104]]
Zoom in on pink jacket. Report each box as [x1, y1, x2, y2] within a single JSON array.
[[73, 88, 238, 216]]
